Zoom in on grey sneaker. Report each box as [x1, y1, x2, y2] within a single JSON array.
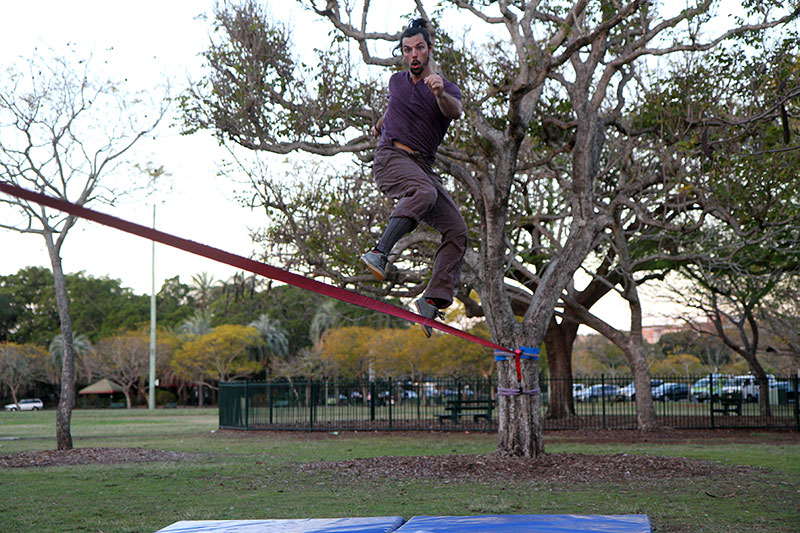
[[361, 250, 388, 281], [413, 298, 445, 338]]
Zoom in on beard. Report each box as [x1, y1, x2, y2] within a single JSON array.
[[409, 58, 427, 76]]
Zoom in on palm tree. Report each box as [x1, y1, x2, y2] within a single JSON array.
[[49, 334, 93, 384], [177, 311, 213, 339], [309, 301, 341, 346], [221, 272, 258, 302], [248, 314, 289, 375], [175, 311, 214, 407], [189, 272, 216, 312]]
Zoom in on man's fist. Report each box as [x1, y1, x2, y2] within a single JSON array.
[[424, 73, 444, 97]]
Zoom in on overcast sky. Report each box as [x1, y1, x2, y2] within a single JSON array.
[[0, 1, 321, 295], [0, 1, 656, 330]]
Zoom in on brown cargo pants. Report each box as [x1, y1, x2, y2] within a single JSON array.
[[372, 145, 467, 308]]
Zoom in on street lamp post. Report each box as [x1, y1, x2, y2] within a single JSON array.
[[148, 205, 157, 410]]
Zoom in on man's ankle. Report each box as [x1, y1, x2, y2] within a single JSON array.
[[425, 297, 448, 309]]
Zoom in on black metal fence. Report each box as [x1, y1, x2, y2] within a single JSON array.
[[218, 375, 800, 432]]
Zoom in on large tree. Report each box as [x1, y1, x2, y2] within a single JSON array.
[[660, 37, 800, 416], [171, 325, 264, 389], [87, 331, 171, 409], [760, 280, 800, 376], [185, 0, 797, 456], [0, 52, 167, 449], [0, 342, 47, 406]]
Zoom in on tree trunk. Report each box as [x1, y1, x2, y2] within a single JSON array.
[[622, 275, 658, 431], [10, 388, 20, 408], [495, 356, 545, 457], [628, 342, 658, 431], [544, 317, 579, 419], [197, 381, 205, 407], [745, 356, 772, 417], [45, 230, 75, 450]]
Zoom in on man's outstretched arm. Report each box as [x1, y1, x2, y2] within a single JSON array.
[[425, 74, 462, 120]]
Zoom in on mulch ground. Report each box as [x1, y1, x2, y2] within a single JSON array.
[[1, 429, 795, 484], [0, 447, 196, 468], [298, 452, 753, 484]]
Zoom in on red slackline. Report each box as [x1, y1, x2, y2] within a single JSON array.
[[0, 181, 515, 354]]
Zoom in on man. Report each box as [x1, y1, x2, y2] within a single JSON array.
[[360, 19, 466, 337]]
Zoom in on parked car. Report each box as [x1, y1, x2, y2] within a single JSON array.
[[690, 374, 731, 402], [721, 374, 777, 402], [576, 384, 619, 402], [572, 383, 585, 400], [441, 389, 475, 399], [367, 390, 394, 406], [651, 383, 689, 401], [4, 398, 44, 411], [617, 379, 664, 401], [401, 389, 419, 400]]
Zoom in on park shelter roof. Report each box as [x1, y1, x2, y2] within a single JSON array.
[[79, 378, 123, 395]]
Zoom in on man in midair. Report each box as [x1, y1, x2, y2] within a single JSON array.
[[361, 19, 466, 337]]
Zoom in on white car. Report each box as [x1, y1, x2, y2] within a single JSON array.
[[572, 383, 585, 399], [721, 374, 777, 402], [576, 384, 620, 402], [4, 398, 44, 411], [617, 379, 664, 401]]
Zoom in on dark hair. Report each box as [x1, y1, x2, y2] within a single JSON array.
[[394, 18, 432, 55]]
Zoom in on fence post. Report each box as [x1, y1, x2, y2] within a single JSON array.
[[308, 381, 314, 432], [244, 381, 249, 430], [794, 374, 799, 432], [370, 381, 376, 421], [416, 380, 421, 420], [601, 374, 607, 430], [488, 375, 494, 431], [709, 374, 715, 429], [388, 377, 393, 431]]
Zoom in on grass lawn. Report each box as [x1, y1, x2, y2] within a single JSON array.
[[1, 408, 798, 532]]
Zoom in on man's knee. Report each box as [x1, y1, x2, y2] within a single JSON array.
[[399, 182, 438, 216], [414, 184, 438, 210]]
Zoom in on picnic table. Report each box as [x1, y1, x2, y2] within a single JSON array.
[[712, 395, 742, 416], [438, 398, 495, 425]]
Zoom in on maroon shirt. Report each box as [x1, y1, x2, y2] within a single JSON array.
[[378, 71, 462, 164]]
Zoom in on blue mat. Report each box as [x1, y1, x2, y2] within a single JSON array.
[[157, 515, 652, 533], [395, 515, 652, 532], [157, 517, 406, 533]]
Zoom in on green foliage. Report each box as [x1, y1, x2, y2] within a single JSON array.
[[155, 276, 196, 329], [247, 313, 289, 376], [65, 273, 150, 341], [0, 267, 59, 345], [155, 388, 177, 405]]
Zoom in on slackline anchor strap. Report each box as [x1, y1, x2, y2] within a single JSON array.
[[494, 347, 540, 396], [497, 387, 541, 396]]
